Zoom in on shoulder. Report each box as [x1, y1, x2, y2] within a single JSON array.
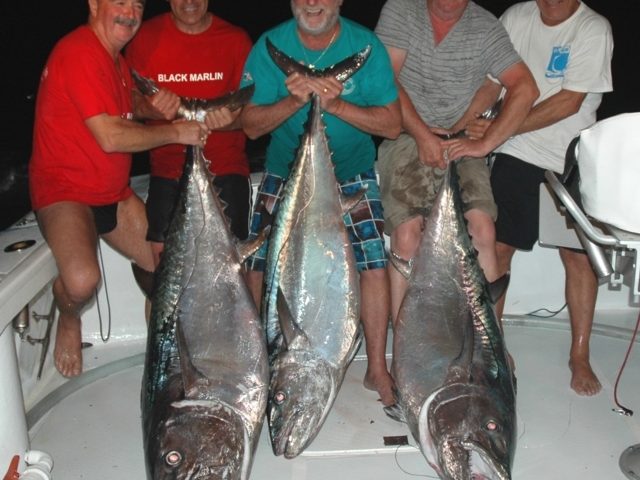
[[211, 15, 252, 42], [573, 3, 612, 35], [500, 1, 537, 23], [136, 13, 170, 36], [52, 26, 102, 65], [466, 1, 501, 25]]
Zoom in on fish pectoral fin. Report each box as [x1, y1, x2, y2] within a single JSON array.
[[237, 226, 271, 263], [488, 272, 510, 304], [383, 403, 406, 423], [389, 250, 414, 280], [339, 186, 367, 214], [175, 319, 207, 394], [276, 288, 308, 349], [345, 328, 363, 363]]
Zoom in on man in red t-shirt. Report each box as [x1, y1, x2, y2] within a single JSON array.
[[126, 0, 253, 266], [29, 0, 209, 378]]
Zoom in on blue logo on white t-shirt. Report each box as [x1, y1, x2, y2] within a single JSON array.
[[546, 46, 571, 78]]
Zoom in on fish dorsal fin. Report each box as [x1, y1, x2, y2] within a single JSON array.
[[265, 37, 371, 83], [277, 287, 309, 350], [236, 226, 271, 263], [389, 249, 414, 280], [175, 318, 207, 398], [339, 185, 367, 214], [487, 272, 510, 304]]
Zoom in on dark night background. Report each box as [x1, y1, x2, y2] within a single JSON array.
[[1, 0, 638, 230]]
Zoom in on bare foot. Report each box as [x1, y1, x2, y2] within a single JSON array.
[[54, 313, 83, 378], [364, 369, 396, 407], [569, 358, 601, 396]]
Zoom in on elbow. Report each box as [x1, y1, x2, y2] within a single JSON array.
[[239, 110, 262, 140], [383, 103, 403, 139], [243, 125, 262, 141], [527, 83, 541, 107], [385, 123, 402, 140], [95, 135, 119, 153]]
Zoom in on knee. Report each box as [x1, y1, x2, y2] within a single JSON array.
[[62, 264, 101, 304], [467, 215, 496, 250], [390, 221, 422, 258]]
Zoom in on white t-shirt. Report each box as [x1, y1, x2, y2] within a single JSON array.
[[496, 1, 613, 173]]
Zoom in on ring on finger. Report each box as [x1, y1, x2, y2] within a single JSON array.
[[323, 87, 328, 93]]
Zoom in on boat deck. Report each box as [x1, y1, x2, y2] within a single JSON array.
[[28, 311, 640, 479]]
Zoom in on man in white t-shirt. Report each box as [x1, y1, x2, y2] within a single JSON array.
[[486, 0, 613, 395]]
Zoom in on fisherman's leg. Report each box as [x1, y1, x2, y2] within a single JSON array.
[[144, 176, 180, 269], [559, 247, 601, 396], [388, 217, 422, 324], [361, 268, 395, 406], [37, 202, 101, 377], [103, 194, 155, 322], [490, 153, 546, 321], [465, 209, 499, 282], [458, 157, 499, 281], [214, 173, 252, 241], [339, 170, 395, 405], [244, 172, 285, 311], [494, 241, 516, 321], [376, 134, 435, 325], [102, 194, 155, 271]]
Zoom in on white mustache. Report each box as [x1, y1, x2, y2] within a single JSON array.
[[114, 17, 139, 27]]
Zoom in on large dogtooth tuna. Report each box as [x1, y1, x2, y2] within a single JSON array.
[[141, 88, 269, 479], [388, 161, 516, 480], [260, 40, 370, 459]]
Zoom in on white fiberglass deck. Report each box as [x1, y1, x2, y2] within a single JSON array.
[[27, 310, 640, 480]]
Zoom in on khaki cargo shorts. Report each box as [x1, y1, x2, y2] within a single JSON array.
[[377, 133, 497, 234]]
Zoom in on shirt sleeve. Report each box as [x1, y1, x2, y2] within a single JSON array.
[[562, 17, 613, 94], [374, 0, 410, 51]]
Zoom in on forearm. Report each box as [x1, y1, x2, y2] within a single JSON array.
[[241, 97, 304, 140], [328, 98, 401, 139], [516, 89, 587, 135], [87, 115, 186, 153], [397, 85, 438, 143], [451, 79, 502, 133], [479, 79, 538, 153]]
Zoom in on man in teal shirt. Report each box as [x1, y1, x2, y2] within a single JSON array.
[[241, 0, 401, 407]]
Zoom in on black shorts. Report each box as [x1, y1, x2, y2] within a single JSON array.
[[490, 153, 547, 250], [145, 174, 252, 242], [90, 203, 118, 235]]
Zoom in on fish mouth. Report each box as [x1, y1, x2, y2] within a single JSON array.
[[460, 440, 511, 480], [270, 405, 328, 459]]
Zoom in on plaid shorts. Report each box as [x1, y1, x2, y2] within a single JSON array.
[[246, 168, 387, 272]]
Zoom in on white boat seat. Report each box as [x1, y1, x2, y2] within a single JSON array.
[[545, 112, 640, 300]]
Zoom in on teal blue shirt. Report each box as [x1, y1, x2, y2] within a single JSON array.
[[241, 17, 398, 182]]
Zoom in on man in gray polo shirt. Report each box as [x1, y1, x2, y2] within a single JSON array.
[[375, 0, 539, 324]]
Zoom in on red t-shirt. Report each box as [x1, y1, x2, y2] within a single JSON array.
[[126, 14, 253, 179], [29, 26, 135, 210]]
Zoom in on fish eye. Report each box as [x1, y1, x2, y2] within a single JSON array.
[[274, 391, 286, 405], [485, 420, 500, 432], [165, 451, 182, 466]]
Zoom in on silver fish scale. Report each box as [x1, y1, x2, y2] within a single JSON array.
[[143, 146, 268, 480], [264, 98, 360, 363], [263, 96, 361, 453], [392, 162, 515, 479]]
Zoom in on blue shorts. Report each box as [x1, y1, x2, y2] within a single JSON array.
[[246, 168, 387, 273]]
